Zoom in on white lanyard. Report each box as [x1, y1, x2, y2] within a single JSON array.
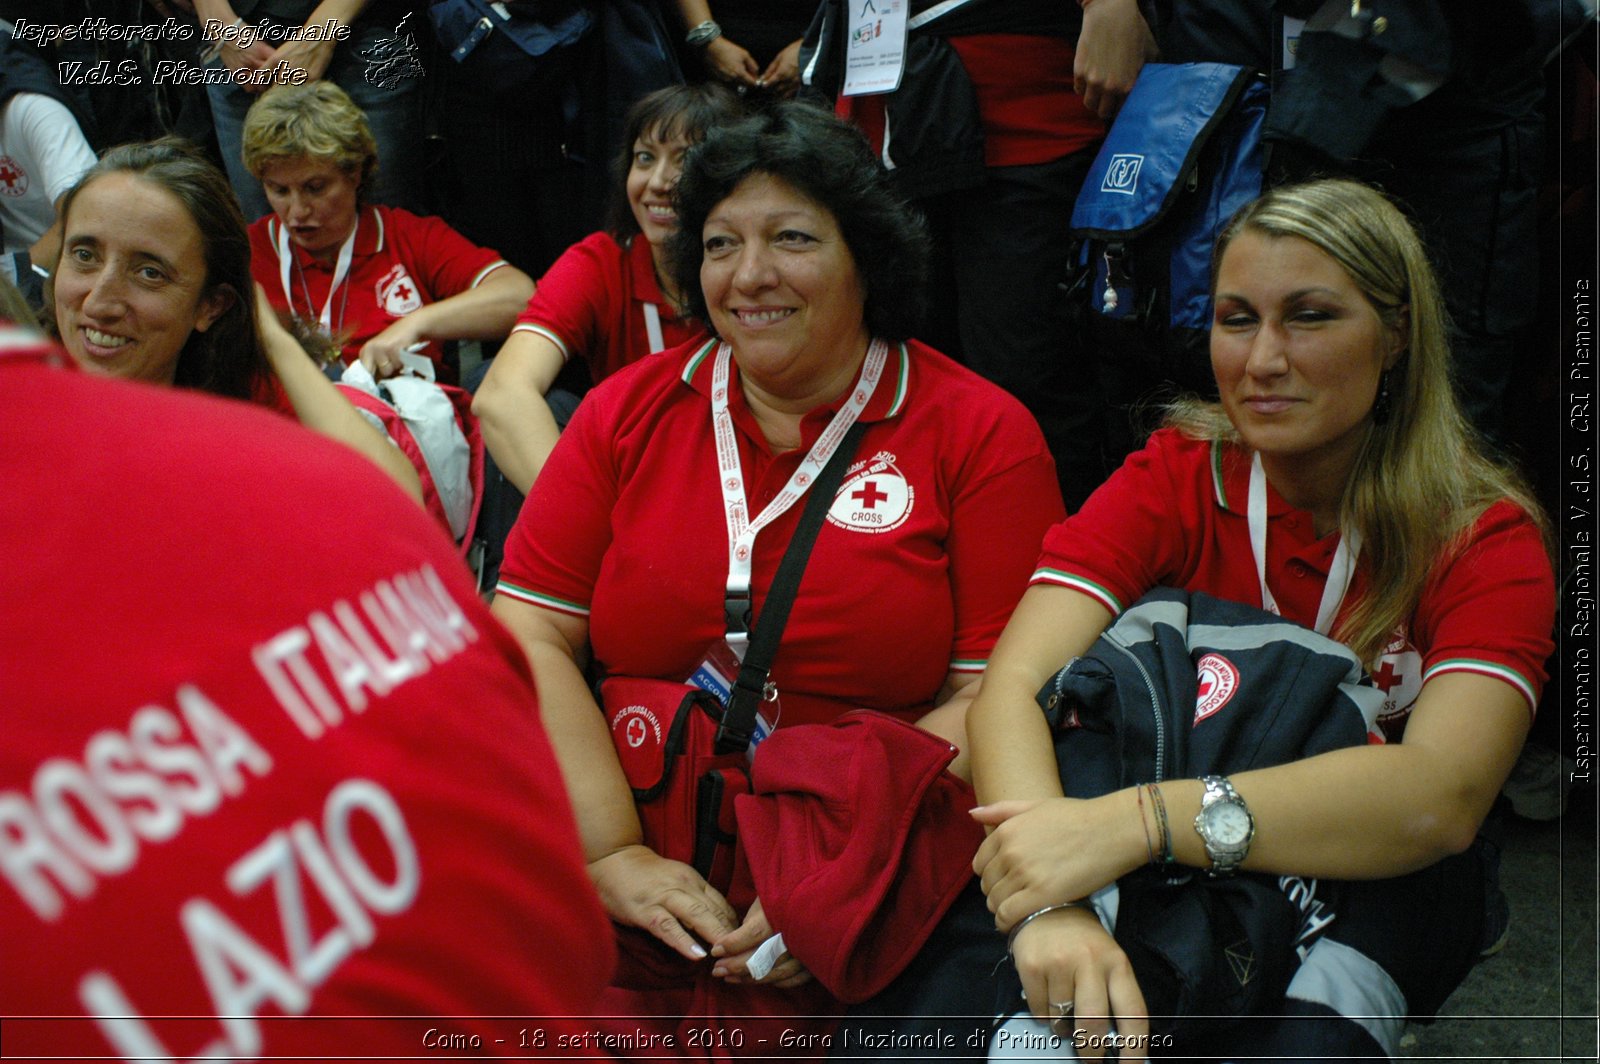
[[276, 217, 357, 331], [642, 301, 665, 354], [712, 338, 886, 651], [1247, 453, 1360, 635]]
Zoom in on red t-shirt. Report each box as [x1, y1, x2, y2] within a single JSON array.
[[250, 205, 508, 381], [512, 231, 704, 386], [947, 34, 1105, 166], [1032, 429, 1556, 739], [0, 337, 611, 1059], [497, 338, 1066, 727]]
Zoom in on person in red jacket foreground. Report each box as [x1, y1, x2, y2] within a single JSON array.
[[0, 321, 611, 1059]]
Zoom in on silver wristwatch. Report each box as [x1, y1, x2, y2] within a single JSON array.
[[1193, 775, 1254, 877]]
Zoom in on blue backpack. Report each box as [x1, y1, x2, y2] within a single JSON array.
[[1069, 63, 1268, 403]]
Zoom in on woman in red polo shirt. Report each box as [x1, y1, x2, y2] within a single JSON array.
[[243, 81, 533, 385], [44, 137, 421, 502], [471, 83, 746, 496], [967, 179, 1555, 1059], [488, 103, 1065, 1054]]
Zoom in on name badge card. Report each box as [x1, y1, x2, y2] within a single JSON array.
[[1281, 16, 1305, 70], [841, 0, 910, 97]]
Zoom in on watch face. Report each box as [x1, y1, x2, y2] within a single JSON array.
[[1203, 801, 1252, 846]]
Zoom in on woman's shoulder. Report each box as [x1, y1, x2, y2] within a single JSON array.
[[555, 230, 629, 266], [1129, 426, 1228, 487], [1454, 497, 1551, 558], [577, 336, 714, 415], [372, 204, 477, 247]]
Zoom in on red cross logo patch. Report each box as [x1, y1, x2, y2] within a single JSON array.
[[828, 452, 914, 534], [376, 264, 423, 316], [1194, 653, 1239, 724], [0, 156, 28, 197]]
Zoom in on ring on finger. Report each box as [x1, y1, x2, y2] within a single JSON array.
[[1049, 1000, 1075, 1036]]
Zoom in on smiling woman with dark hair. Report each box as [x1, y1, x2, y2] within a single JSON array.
[[487, 100, 1066, 1053], [666, 101, 932, 344], [46, 137, 421, 502], [473, 82, 748, 497]]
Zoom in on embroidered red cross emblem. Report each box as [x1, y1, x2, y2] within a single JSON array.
[[1372, 660, 1404, 693], [394, 282, 412, 301], [0, 162, 23, 190], [852, 480, 889, 509]]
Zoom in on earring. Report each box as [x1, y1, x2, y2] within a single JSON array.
[[1373, 369, 1393, 424]]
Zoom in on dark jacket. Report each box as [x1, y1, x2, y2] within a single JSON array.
[[798, 0, 1080, 199], [1038, 587, 1383, 1034]]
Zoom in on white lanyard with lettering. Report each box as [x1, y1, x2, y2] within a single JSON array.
[[1247, 452, 1361, 636], [643, 301, 665, 354], [712, 338, 886, 654], [276, 218, 357, 331]]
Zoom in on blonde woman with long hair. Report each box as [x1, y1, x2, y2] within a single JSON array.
[[965, 178, 1555, 1059]]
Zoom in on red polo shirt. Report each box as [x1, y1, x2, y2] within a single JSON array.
[[0, 337, 610, 1058], [250, 205, 509, 381], [512, 231, 705, 386], [497, 337, 1065, 727], [1033, 429, 1556, 738]]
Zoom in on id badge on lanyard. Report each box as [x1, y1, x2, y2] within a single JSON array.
[[692, 338, 888, 757], [686, 639, 778, 760], [841, 0, 910, 96]]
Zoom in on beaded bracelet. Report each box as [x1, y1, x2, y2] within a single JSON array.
[[1006, 901, 1093, 960]]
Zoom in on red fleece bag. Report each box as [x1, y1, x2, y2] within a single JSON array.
[[600, 676, 750, 894]]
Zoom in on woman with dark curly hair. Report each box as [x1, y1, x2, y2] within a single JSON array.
[[487, 101, 1065, 1052], [47, 138, 421, 500]]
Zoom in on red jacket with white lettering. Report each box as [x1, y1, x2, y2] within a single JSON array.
[[0, 333, 611, 1059]]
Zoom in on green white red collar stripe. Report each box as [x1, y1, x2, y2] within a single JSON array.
[[1422, 658, 1537, 712], [1030, 568, 1123, 616], [950, 657, 987, 674], [492, 581, 589, 617]]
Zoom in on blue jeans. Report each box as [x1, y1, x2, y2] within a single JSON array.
[[206, 17, 423, 222]]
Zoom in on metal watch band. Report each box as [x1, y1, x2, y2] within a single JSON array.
[[1195, 774, 1253, 876]]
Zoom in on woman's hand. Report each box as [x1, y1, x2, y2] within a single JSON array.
[[709, 898, 814, 988], [358, 318, 424, 379], [1011, 907, 1149, 1062], [1073, 0, 1157, 120], [272, 36, 337, 83], [590, 845, 741, 962], [217, 32, 280, 94], [972, 794, 1147, 931], [758, 40, 803, 97], [703, 36, 760, 89]]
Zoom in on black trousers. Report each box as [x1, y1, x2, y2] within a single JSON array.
[[917, 150, 1109, 511]]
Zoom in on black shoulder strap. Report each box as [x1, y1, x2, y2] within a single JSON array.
[[714, 419, 870, 753]]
